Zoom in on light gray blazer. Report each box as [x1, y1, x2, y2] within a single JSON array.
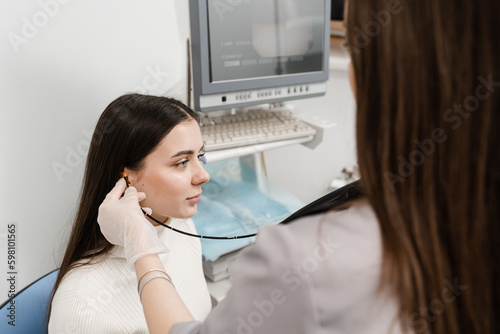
[[172, 200, 403, 334]]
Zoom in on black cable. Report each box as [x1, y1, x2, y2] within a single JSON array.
[[141, 208, 257, 239], [122, 177, 364, 240], [123, 177, 257, 239], [279, 179, 364, 225]]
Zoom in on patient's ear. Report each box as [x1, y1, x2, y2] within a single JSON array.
[[122, 168, 137, 186]]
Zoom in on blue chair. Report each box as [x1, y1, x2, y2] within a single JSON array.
[[0, 269, 59, 334]]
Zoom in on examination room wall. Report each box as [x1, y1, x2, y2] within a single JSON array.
[[0, 0, 356, 295]]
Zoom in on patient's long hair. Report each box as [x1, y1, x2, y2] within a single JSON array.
[[347, 0, 499, 333], [48, 94, 198, 318]]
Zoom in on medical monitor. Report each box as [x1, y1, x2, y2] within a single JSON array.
[[189, 0, 331, 112]]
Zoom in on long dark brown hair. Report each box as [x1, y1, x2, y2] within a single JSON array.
[[347, 0, 499, 333], [49, 94, 198, 317]]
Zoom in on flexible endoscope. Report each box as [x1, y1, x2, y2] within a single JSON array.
[[122, 176, 257, 239], [122, 175, 363, 240]]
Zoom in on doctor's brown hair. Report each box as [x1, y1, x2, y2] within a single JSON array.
[[347, 0, 499, 333], [48, 94, 198, 319]]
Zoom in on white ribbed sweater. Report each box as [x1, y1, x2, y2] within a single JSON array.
[[49, 218, 212, 333]]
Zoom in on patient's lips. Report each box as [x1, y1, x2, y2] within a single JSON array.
[[187, 193, 201, 204]]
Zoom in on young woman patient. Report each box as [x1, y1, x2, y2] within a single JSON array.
[[48, 94, 211, 333]]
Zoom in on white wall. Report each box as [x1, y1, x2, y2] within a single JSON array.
[[0, 0, 189, 295], [0, 0, 355, 296]]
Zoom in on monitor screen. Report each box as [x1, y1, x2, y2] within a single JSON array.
[[190, 0, 331, 112]]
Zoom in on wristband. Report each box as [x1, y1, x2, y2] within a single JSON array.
[[138, 268, 171, 288], [138, 273, 174, 299]]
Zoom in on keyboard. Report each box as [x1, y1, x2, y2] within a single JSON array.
[[199, 109, 316, 151]]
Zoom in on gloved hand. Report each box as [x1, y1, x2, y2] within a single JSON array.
[[98, 178, 167, 266]]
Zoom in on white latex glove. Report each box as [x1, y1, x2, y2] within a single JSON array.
[[98, 178, 167, 266]]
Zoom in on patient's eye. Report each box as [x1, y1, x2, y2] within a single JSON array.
[[176, 159, 188, 167]]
